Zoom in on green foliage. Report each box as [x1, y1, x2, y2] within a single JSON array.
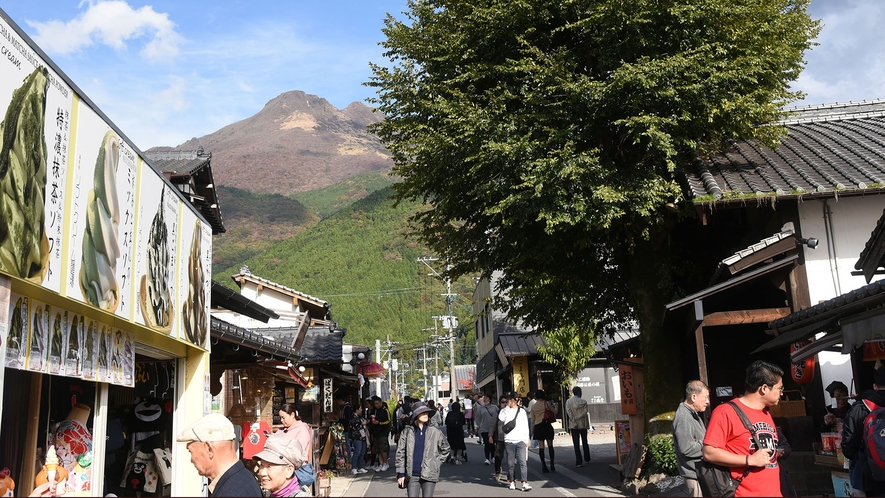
[[644, 433, 679, 477], [537, 325, 599, 385], [292, 171, 395, 219], [366, 0, 819, 417], [212, 187, 476, 381]]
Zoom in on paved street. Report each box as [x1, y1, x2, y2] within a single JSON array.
[[336, 429, 627, 497]]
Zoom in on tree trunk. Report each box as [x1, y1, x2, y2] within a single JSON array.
[[627, 226, 683, 431]]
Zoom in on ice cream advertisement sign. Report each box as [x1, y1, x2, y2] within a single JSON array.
[[0, 11, 210, 351]]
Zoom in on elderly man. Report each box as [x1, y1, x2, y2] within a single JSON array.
[[672, 380, 710, 497], [177, 413, 262, 497]]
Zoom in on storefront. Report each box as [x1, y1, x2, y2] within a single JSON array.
[[0, 9, 212, 496]]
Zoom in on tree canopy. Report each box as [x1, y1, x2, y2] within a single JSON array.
[[367, 0, 819, 413]]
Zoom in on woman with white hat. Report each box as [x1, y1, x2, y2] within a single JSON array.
[[395, 402, 451, 497]]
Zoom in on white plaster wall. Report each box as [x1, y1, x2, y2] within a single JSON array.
[[798, 195, 885, 304], [798, 194, 885, 396]]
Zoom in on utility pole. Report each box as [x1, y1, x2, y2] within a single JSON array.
[[419, 256, 458, 401]]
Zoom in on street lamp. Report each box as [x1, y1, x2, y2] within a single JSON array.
[[349, 352, 367, 398]]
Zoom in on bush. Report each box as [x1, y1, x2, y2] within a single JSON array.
[[645, 433, 678, 476]]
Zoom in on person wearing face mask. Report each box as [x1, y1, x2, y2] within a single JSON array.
[[672, 380, 710, 497], [253, 434, 311, 497]]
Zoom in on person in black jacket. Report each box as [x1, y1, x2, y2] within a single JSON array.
[[841, 366, 885, 497]]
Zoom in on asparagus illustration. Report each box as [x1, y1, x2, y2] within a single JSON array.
[[0, 67, 50, 282], [79, 131, 121, 311], [182, 220, 206, 346]]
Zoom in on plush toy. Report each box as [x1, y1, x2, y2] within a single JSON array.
[[0, 467, 15, 497], [35, 446, 69, 495]]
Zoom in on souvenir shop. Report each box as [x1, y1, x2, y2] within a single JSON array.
[[0, 8, 213, 496]]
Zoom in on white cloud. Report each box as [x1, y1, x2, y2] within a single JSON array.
[[27, 0, 183, 61], [795, 0, 885, 104]]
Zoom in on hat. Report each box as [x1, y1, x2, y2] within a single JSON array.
[[176, 414, 236, 443], [410, 402, 436, 421], [825, 381, 848, 398], [254, 434, 304, 467]]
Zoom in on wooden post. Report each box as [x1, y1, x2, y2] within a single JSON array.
[[695, 324, 708, 386], [20, 372, 42, 497]]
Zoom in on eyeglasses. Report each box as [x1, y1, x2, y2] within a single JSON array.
[[768, 384, 785, 393]]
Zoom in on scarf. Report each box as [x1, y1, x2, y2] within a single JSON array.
[[272, 476, 301, 497]]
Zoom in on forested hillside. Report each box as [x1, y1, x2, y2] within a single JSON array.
[[212, 187, 476, 360], [211, 186, 319, 271], [292, 171, 395, 219]]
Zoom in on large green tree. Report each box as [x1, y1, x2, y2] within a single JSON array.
[[367, 0, 819, 419]]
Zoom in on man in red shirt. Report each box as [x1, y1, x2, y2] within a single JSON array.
[[702, 360, 782, 497]]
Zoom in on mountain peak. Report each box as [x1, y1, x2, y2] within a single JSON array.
[[150, 90, 391, 195]]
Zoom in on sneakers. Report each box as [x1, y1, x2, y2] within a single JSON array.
[[357, 468, 368, 474], [509, 481, 516, 490], [352, 469, 359, 475], [576, 463, 582, 468], [454, 459, 462, 465], [380, 463, 389, 472], [522, 483, 532, 492], [372, 465, 381, 472], [484, 459, 491, 465]]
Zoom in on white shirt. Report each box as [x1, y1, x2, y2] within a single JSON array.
[[499, 405, 530, 444], [464, 398, 473, 410]]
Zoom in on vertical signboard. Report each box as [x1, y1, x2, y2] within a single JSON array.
[[178, 210, 209, 349], [619, 365, 637, 415], [512, 355, 530, 397], [68, 105, 138, 319], [0, 18, 74, 290], [134, 172, 178, 336]]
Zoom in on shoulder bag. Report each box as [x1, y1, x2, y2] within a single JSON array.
[[695, 401, 764, 498], [543, 402, 556, 423], [503, 409, 520, 434]]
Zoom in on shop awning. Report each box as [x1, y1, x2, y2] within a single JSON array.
[[755, 279, 885, 357], [498, 332, 545, 356]]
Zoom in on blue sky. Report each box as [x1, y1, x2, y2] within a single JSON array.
[[1, 1, 882, 151]]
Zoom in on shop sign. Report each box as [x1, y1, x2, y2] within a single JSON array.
[[0, 14, 211, 350], [512, 356, 530, 397], [620, 365, 637, 414]]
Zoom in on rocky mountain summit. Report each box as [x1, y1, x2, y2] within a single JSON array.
[[149, 90, 391, 195]]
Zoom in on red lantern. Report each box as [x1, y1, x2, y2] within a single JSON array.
[[790, 340, 815, 384]]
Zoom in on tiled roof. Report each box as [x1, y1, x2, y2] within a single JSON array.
[[856, 208, 885, 283], [251, 325, 301, 348], [769, 278, 885, 330], [498, 332, 545, 356], [211, 316, 301, 361], [686, 100, 885, 203], [708, 224, 796, 285], [454, 365, 475, 389], [144, 148, 226, 234], [297, 326, 344, 363], [147, 148, 212, 175]]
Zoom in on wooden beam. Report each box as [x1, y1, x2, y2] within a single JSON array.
[[695, 324, 708, 386], [702, 308, 792, 327]]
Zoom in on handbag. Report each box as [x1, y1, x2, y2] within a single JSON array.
[[295, 462, 316, 487], [695, 401, 762, 497], [543, 402, 556, 423]]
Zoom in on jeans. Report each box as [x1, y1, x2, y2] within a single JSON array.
[[350, 439, 367, 470], [505, 441, 528, 483], [570, 428, 591, 464], [407, 477, 437, 497]]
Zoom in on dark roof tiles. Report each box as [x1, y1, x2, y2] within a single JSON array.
[[687, 101, 885, 202]]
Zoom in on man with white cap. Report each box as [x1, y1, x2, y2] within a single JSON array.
[[177, 413, 262, 497]]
